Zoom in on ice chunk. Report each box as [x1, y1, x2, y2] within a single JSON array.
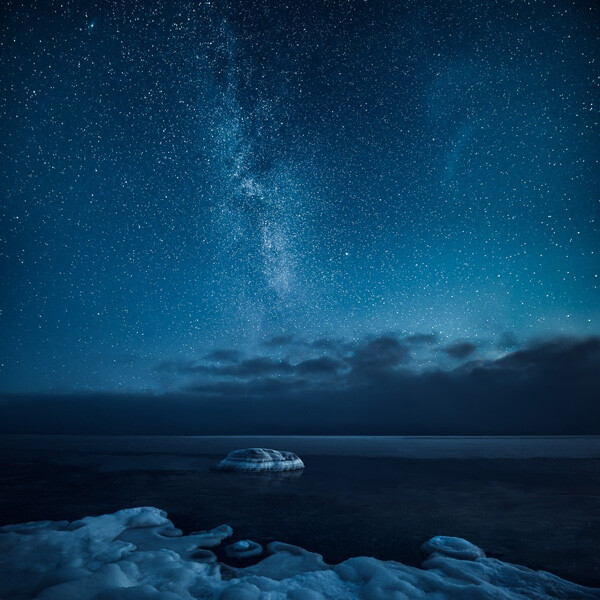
[[214, 448, 305, 472], [225, 540, 263, 559], [421, 535, 486, 560], [242, 541, 328, 580]]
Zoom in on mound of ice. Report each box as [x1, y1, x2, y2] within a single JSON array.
[[225, 539, 263, 559], [215, 448, 305, 472], [421, 535, 486, 560], [1, 507, 599, 600]]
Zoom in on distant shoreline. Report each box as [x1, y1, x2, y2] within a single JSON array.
[[1, 434, 599, 459]]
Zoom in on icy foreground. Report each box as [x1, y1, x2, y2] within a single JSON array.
[[1, 508, 598, 600], [215, 448, 305, 472]]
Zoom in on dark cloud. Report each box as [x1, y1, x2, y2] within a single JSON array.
[[262, 334, 296, 347], [405, 333, 438, 345], [494, 336, 600, 377], [203, 349, 244, 363], [349, 336, 411, 376], [310, 338, 348, 352], [497, 332, 519, 350], [296, 357, 343, 376], [216, 357, 294, 378], [2, 336, 599, 435], [187, 376, 308, 398], [156, 356, 293, 379], [444, 341, 477, 359], [166, 335, 411, 384]]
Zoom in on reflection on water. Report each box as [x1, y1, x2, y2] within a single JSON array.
[[212, 469, 304, 481]]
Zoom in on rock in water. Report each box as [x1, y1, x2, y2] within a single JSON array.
[[215, 448, 305, 472]]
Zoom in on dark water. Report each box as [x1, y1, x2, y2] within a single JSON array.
[[1, 435, 599, 587]]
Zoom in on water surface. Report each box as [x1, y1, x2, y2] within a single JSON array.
[[1, 435, 598, 587]]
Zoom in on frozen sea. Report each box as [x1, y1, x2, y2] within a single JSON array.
[[1, 435, 599, 590]]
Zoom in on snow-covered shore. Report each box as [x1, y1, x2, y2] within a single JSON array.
[[1, 506, 598, 599]]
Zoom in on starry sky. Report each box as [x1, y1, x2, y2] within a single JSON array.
[[1, 0, 599, 433]]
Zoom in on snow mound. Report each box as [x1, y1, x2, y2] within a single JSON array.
[[215, 448, 305, 472], [1, 507, 599, 600], [421, 535, 486, 560], [224, 540, 263, 559]]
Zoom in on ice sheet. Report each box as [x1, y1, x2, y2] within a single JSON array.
[[1, 507, 598, 599]]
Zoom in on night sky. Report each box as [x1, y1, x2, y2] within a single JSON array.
[[1, 0, 599, 433]]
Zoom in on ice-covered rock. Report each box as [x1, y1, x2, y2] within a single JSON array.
[[421, 535, 486, 560], [214, 448, 305, 472], [224, 539, 263, 559], [1, 507, 599, 600]]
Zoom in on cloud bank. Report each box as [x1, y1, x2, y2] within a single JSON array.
[[1, 335, 599, 435]]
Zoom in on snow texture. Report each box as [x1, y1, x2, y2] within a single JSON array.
[[1, 506, 599, 599], [214, 448, 305, 472]]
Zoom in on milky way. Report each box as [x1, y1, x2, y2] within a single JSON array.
[[0, 0, 598, 396]]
